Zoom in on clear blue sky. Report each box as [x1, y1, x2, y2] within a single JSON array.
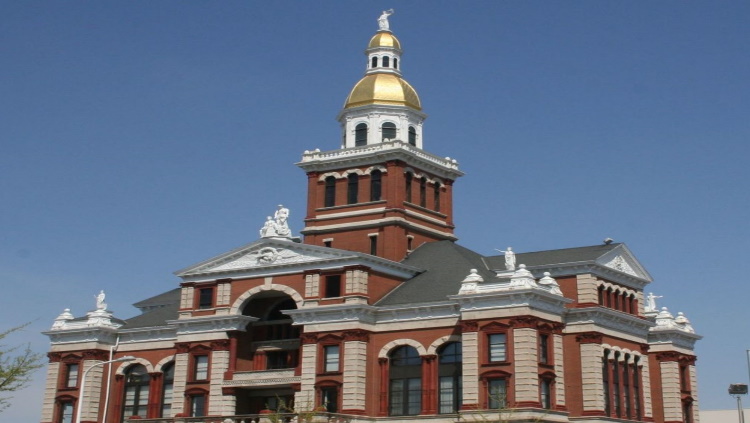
[[2, 1, 748, 420]]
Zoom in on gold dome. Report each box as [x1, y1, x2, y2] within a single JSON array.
[[368, 32, 401, 50], [344, 74, 422, 110]]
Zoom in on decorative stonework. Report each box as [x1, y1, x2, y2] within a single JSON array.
[[343, 329, 370, 342], [576, 332, 604, 344], [300, 333, 318, 344], [458, 269, 483, 294], [509, 316, 540, 329], [603, 255, 637, 276], [509, 264, 537, 289], [459, 320, 479, 333]]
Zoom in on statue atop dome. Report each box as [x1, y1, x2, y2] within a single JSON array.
[[378, 9, 394, 31]]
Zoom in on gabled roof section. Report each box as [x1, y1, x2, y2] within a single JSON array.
[[484, 243, 652, 282], [377, 241, 491, 306], [175, 238, 422, 282]]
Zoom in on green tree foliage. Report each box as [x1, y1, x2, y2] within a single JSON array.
[[0, 323, 44, 412]]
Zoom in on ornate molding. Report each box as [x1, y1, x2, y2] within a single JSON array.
[[81, 349, 108, 361], [459, 320, 479, 333], [48, 352, 62, 363], [210, 339, 231, 351], [655, 351, 681, 362], [300, 333, 318, 344], [343, 329, 370, 342], [175, 343, 190, 354], [509, 316, 540, 329], [576, 332, 604, 344]]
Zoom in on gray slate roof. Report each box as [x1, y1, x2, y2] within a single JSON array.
[[484, 243, 621, 270], [122, 288, 180, 330]]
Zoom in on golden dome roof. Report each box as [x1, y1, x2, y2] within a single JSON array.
[[368, 32, 402, 50], [344, 74, 422, 110]]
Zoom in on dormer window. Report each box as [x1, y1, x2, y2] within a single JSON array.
[[382, 122, 396, 141], [355, 123, 368, 146]]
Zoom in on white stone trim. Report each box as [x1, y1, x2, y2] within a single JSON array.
[[114, 357, 154, 375], [461, 331, 480, 406], [208, 350, 231, 415], [302, 217, 457, 238], [230, 283, 304, 315], [553, 334, 566, 406], [660, 360, 682, 422], [80, 360, 105, 421], [342, 168, 365, 176], [318, 171, 344, 181], [170, 353, 189, 418], [296, 343, 317, 409], [342, 340, 368, 411], [364, 165, 387, 175], [690, 365, 700, 423], [426, 334, 462, 355], [41, 361, 60, 422], [378, 339, 427, 358], [154, 355, 176, 373], [580, 343, 605, 412]]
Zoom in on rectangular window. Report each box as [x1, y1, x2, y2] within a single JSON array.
[[390, 378, 421, 416], [324, 240, 332, 248], [321, 387, 338, 412], [488, 333, 507, 362], [65, 363, 79, 388], [60, 401, 74, 423], [267, 350, 295, 369], [193, 355, 208, 380], [190, 395, 206, 417], [324, 345, 340, 372], [539, 334, 549, 364], [488, 379, 507, 409], [439, 376, 462, 414], [540, 379, 552, 409], [324, 275, 342, 298], [370, 236, 377, 256], [198, 287, 214, 309]]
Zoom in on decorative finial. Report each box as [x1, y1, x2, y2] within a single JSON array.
[[378, 9, 395, 31], [538, 271, 563, 295]]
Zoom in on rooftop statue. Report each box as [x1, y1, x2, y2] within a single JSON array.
[[645, 292, 663, 312], [497, 247, 516, 271], [260, 205, 292, 238], [96, 290, 107, 311], [378, 9, 394, 31]]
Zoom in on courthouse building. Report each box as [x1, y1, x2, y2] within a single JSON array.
[[41, 13, 701, 423]]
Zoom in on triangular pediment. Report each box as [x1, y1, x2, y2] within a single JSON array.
[[595, 244, 652, 282], [175, 238, 422, 281]]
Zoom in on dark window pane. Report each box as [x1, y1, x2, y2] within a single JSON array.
[[347, 174, 359, 204], [355, 123, 368, 146], [383, 56, 390, 67], [382, 122, 396, 140], [408, 126, 416, 146], [370, 170, 382, 201], [325, 177, 336, 207], [198, 287, 213, 309], [325, 275, 341, 298]]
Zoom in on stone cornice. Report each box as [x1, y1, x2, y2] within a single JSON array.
[[43, 326, 119, 346], [167, 315, 256, 336], [116, 325, 176, 343], [524, 263, 651, 290], [297, 140, 463, 180], [648, 328, 702, 350], [564, 308, 653, 339], [450, 288, 572, 316], [286, 301, 461, 326]]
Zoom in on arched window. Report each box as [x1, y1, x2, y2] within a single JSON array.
[[382, 122, 397, 141], [434, 184, 440, 212], [371, 57, 378, 68], [324, 176, 336, 208], [389, 346, 422, 416], [408, 126, 417, 146], [419, 177, 426, 207], [370, 170, 382, 201], [355, 123, 368, 146], [383, 56, 390, 67], [347, 173, 359, 204], [394, 58, 398, 69], [160, 362, 175, 417], [405, 172, 412, 203], [123, 364, 150, 419], [438, 342, 462, 414]]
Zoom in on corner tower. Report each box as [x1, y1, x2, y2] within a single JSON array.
[[298, 14, 463, 262]]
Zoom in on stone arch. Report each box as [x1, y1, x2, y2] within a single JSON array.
[[115, 357, 153, 375], [154, 355, 176, 373], [342, 168, 365, 176], [427, 335, 462, 355], [403, 167, 423, 179], [318, 172, 343, 181], [378, 339, 427, 358], [230, 283, 304, 315], [364, 165, 387, 175]]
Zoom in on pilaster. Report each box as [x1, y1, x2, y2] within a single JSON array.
[[170, 352, 189, 417], [208, 349, 231, 415], [80, 359, 104, 421], [552, 334, 566, 407], [579, 342, 605, 412], [342, 340, 368, 411], [41, 360, 61, 422], [461, 328, 479, 407], [659, 360, 682, 422], [512, 327, 538, 405], [295, 342, 317, 408]]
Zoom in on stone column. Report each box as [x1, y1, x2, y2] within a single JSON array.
[[296, 334, 318, 409], [512, 327, 539, 405], [171, 347, 190, 417], [578, 333, 605, 414], [576, 274, 599, 305], [80, 359, 105, 421], [553, 334, 566, 408], [659, 359, 682, 422], [690, 364, 700, 423], [342, 331, 369, 413], [41, 356, 61, 422], [460, 322, 479, 409], [640, 353, 653, 420], [208, 341, 232, 415]]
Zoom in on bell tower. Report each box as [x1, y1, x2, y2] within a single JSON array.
[[297, 13, 463, 261]]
